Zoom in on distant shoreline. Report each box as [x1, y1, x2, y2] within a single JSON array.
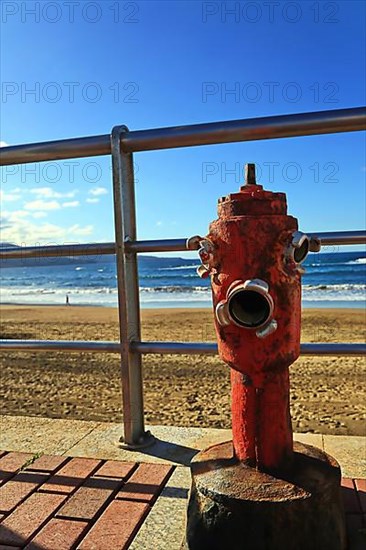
[[1, 250, 365, 308]]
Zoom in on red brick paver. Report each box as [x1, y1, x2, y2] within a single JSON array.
[[26, 455, 68, 473], [0, 453, 34, 485], [0, 491, 66, 546], [94, 460, 136, 479], [57, 476, 122, 520], [25, 518, 88, 550], [41, 458, 101, 494], [116, 463, 173, 503], [0, 471, 49, 513], [78, 499, 149, 550]]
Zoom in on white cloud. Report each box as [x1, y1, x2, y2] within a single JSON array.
[[32, 212, 47, 219], [68, 224, 93, 236], [62, 201, 79, 208], [30, 187, 78, 199], [0, 141, 9, 147], [86, 197, 99, 204], [1, 210, 29, 219], [89, 186, 108, 196], [156, 221, 163, 226], [0, 210, 94, 245], [24, 199, 61, 211], [0, 188, 22, 202]]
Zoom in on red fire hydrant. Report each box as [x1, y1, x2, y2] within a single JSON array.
[[200, 163, 304, 472], [183, 165, 346, 550]]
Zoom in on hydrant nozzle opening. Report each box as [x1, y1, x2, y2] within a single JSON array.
[[228, 289, 271, 328], [216, 279, 275, 331], [288, 231, 312, 266], [293, 236, 309, 264]]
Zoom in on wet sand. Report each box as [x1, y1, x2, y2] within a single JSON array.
[[0, 305, 365, 436]]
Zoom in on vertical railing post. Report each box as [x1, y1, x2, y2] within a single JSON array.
[[111, 126, 154, 448]]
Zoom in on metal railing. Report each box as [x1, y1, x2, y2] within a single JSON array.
[[1, 106, 366, 447], [0, 340, 365, 357], [1, 107, 365, 165], [1, 231, 365, 261]]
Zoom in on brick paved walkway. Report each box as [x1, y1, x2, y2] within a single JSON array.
[[0, 450, 365, 549], [0, 451, 173, 549]]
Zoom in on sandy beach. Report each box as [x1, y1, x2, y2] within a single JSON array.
[[0, 305, 365, 436]]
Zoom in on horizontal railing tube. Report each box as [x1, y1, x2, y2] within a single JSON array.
[[1, 108, 365, 165], [0, 340, 120, 353], [0, 134, 110, 166], [121, 107, 366, 152], [133, 341, 366, 356], [0, 340, 365, 356], [300, 343, 366, 355], [132, 341, 218, 355], [0, 242, 116, 260], [125, 239, 190, 253], [1, 230, 365, 261], [309, 231, 366, 246], [0, 240, 186, 260]]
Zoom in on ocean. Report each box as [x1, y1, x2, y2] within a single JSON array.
[[0, 251, 365, 309]]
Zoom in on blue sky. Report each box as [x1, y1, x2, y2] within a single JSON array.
[[1, 0, 365, 255]]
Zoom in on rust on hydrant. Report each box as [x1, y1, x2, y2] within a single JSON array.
[[183, 165, 346, 550], [197, 164, 311, 472]]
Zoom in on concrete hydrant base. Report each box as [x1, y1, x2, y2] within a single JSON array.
[[183, 441, 346, 550]]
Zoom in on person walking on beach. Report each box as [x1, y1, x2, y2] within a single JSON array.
[[66, 294, 69, 305]]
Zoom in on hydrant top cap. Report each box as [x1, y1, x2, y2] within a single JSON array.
[[217, 184, 287, 217], [217, 162, 287, 208], [215, 164, 289, 217]]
